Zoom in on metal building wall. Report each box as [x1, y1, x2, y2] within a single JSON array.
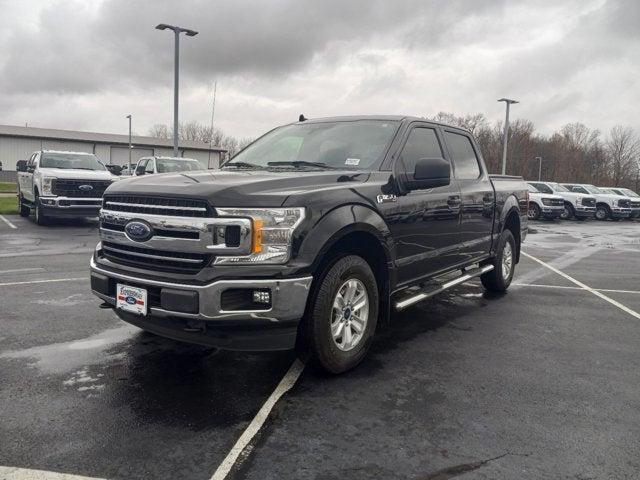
[[0, 137, 44, 170]]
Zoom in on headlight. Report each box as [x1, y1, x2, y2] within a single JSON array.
[[541, 198, 552, 206], [213, 207, 305, 265], [575, 196, 582, 204], [41, 176, 55, 196]]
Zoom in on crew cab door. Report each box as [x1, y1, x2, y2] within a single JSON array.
[[442, 130, 494, 263], [22, 153, 38, 201], [382, 124, 462, 286]]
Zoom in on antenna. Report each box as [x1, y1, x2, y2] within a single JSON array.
[[208, 80, 217, 167]]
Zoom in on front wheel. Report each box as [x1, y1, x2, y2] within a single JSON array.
[[560, 203, 574, 220], [528, 203, 541, 221], [481, 229, 516, 292], [595, 205, 610, 221], [301, 255, 378, 374], [34, 194, 48, 225]]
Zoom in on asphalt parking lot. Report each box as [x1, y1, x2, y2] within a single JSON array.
[[1, 215, 639, 480]]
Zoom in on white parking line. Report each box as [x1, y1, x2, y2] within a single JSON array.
[[522, 252, 640, 320], [211, 359, 305, 480], [0, 277, 85, 287], [0, 466, 104, 479], [514, 283, 640, 295], [0, 215, 17, 229], [0, 267, 46, 275]]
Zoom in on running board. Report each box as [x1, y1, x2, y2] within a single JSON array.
[[394, 264, 494, 311]]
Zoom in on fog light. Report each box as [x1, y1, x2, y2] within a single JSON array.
[[252, 290, 271, 304]]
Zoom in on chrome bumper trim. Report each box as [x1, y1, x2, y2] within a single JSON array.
[[41, 196, 102, 208], [90, 256, 313, 322]]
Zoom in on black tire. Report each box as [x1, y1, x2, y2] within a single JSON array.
[[300, 255, 378, 374], [560, 203, 574, 220], [18, 191, 30, 217], [34, 193, 48, 225], [481, 229, 516, 292], [528, 203, 541, 221], [595, 204, 610, 221]]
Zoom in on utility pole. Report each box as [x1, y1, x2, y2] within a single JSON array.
[[498, 98, 518, 175], [155, 23, 199, 157], [535, 156, 542, 181], [126, 114, 132, 174]]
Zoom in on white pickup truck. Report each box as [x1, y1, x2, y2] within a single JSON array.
[[133, 156, 202, 176], [16, 150, 117, 225], [528, 181, 596, 220], [526, 183, 565, 220], [561, 183, 632, 221]]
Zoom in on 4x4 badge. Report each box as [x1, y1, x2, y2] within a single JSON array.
[[376, 194, 397, 204]]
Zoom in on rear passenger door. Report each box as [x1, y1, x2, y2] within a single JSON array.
[[383, 124, 462, 286], [443, 130, 494, 263]]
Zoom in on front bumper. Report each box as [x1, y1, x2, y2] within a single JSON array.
[[40, 196, 102, 217], [611, 208, 631, 218], [541, 206, 563, 218], [574, 206, 596, 218], [89, 256, 313, 350]]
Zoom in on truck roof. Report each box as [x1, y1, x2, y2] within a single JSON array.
[[39, 150, 95, 155], [295, 115, 472, 134]]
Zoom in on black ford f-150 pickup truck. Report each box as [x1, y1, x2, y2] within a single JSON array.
[[90, 116, 528, 373]]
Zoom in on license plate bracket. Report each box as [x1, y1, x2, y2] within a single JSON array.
[[116, 283, 148, 316]]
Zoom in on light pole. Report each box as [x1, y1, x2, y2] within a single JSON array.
[[155, 23, 199, 157], [498, 98, 518, 175], [126, 114, 132, 174], [535, 156, 542, 181]]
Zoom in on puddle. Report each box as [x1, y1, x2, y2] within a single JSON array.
[[0, 324, 139, 374]]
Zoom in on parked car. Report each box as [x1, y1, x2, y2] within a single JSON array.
[[16, 150, 117, 225], [561, 183, 631, 221], [134, 156, 202, 176], [526, 182, 565, 220], [527, 181, 596, 220], [600, 187, 640, 219], [90, 115, 528, 373]]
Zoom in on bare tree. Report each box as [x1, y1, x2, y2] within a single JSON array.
[[606, 125, 640, 186]]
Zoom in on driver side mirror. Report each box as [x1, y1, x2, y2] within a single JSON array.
[[404, 157, 451, 191], [16, 160, 27, 172]]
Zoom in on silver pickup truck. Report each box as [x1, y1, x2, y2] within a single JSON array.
[[16, 150, 117, 225]]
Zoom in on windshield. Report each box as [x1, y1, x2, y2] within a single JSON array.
[[528, 182, 553, 194], [545, 182, 568, 193], [584, 185, 602, 194], [156, 158, 201, 173], [40, 152, 106, 171], [599, 188, 616, 195], [621, 188, 639, 197], [225, 120, 400, 170]]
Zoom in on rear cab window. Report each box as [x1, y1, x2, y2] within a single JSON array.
[[443, 131, 482, 179]]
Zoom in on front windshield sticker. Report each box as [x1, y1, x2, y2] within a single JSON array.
[[345, 158, 360, 166]]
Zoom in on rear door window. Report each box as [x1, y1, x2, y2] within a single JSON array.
[[444, 132, 482, 179]]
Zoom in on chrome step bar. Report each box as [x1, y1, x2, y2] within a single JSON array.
[[394, 264, 494, 311]]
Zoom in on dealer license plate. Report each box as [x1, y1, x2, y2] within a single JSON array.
[[116, 284, 148, 316]]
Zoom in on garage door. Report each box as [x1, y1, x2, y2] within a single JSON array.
[[110, 146, 154, 166]]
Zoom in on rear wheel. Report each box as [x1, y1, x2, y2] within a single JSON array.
[[481, 229, 516, 292], [595, 205, 610, 221], [560, 203, 574, 220], [528, 203, 541, 221], [300, 255, 378, 374]]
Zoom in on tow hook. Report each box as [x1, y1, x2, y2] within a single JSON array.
[[183, 321, 206, 333]]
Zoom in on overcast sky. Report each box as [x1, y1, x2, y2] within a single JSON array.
[[0, 0, 638, 140]]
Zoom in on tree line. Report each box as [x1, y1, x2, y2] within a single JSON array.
[[430, 112, 640, 190], [148, 121, 254, 159], [150, 116, 640, 190]]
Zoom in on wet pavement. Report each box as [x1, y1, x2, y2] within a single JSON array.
[[1, 215, 639, 479]]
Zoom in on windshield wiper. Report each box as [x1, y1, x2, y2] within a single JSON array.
[[222, 161, 264, 170], [267, 161, 337, 170]]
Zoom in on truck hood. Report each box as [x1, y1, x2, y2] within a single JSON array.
[[38, 168, 116, 181], [105, 169, 370, 207]]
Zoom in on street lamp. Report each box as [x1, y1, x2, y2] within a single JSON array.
[[155, 23, 199, 157], [498, 98, 518, 175], [535, 156, 542, 181], [126, 114, 132, 174]]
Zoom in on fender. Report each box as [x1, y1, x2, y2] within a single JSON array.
[[490, 193, 522, 257], [296, 204, 396, 274]]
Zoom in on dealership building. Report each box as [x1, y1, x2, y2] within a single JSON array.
[[0, 124, 226, 179]]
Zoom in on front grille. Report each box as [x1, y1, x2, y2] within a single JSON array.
[[581, 197, 596, 207], [100, 221, 199, 240], [630, 201, 640, 208], [52, 179, 111, 197], [543, 198, 564, 207], [618, 199, 631, 208], [102, 241, 211, 273], [102, 195, 212, 218]]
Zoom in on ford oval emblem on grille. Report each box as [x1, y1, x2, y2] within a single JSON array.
[[78, 184, 93, 191], [124, 220, 153, 242]]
